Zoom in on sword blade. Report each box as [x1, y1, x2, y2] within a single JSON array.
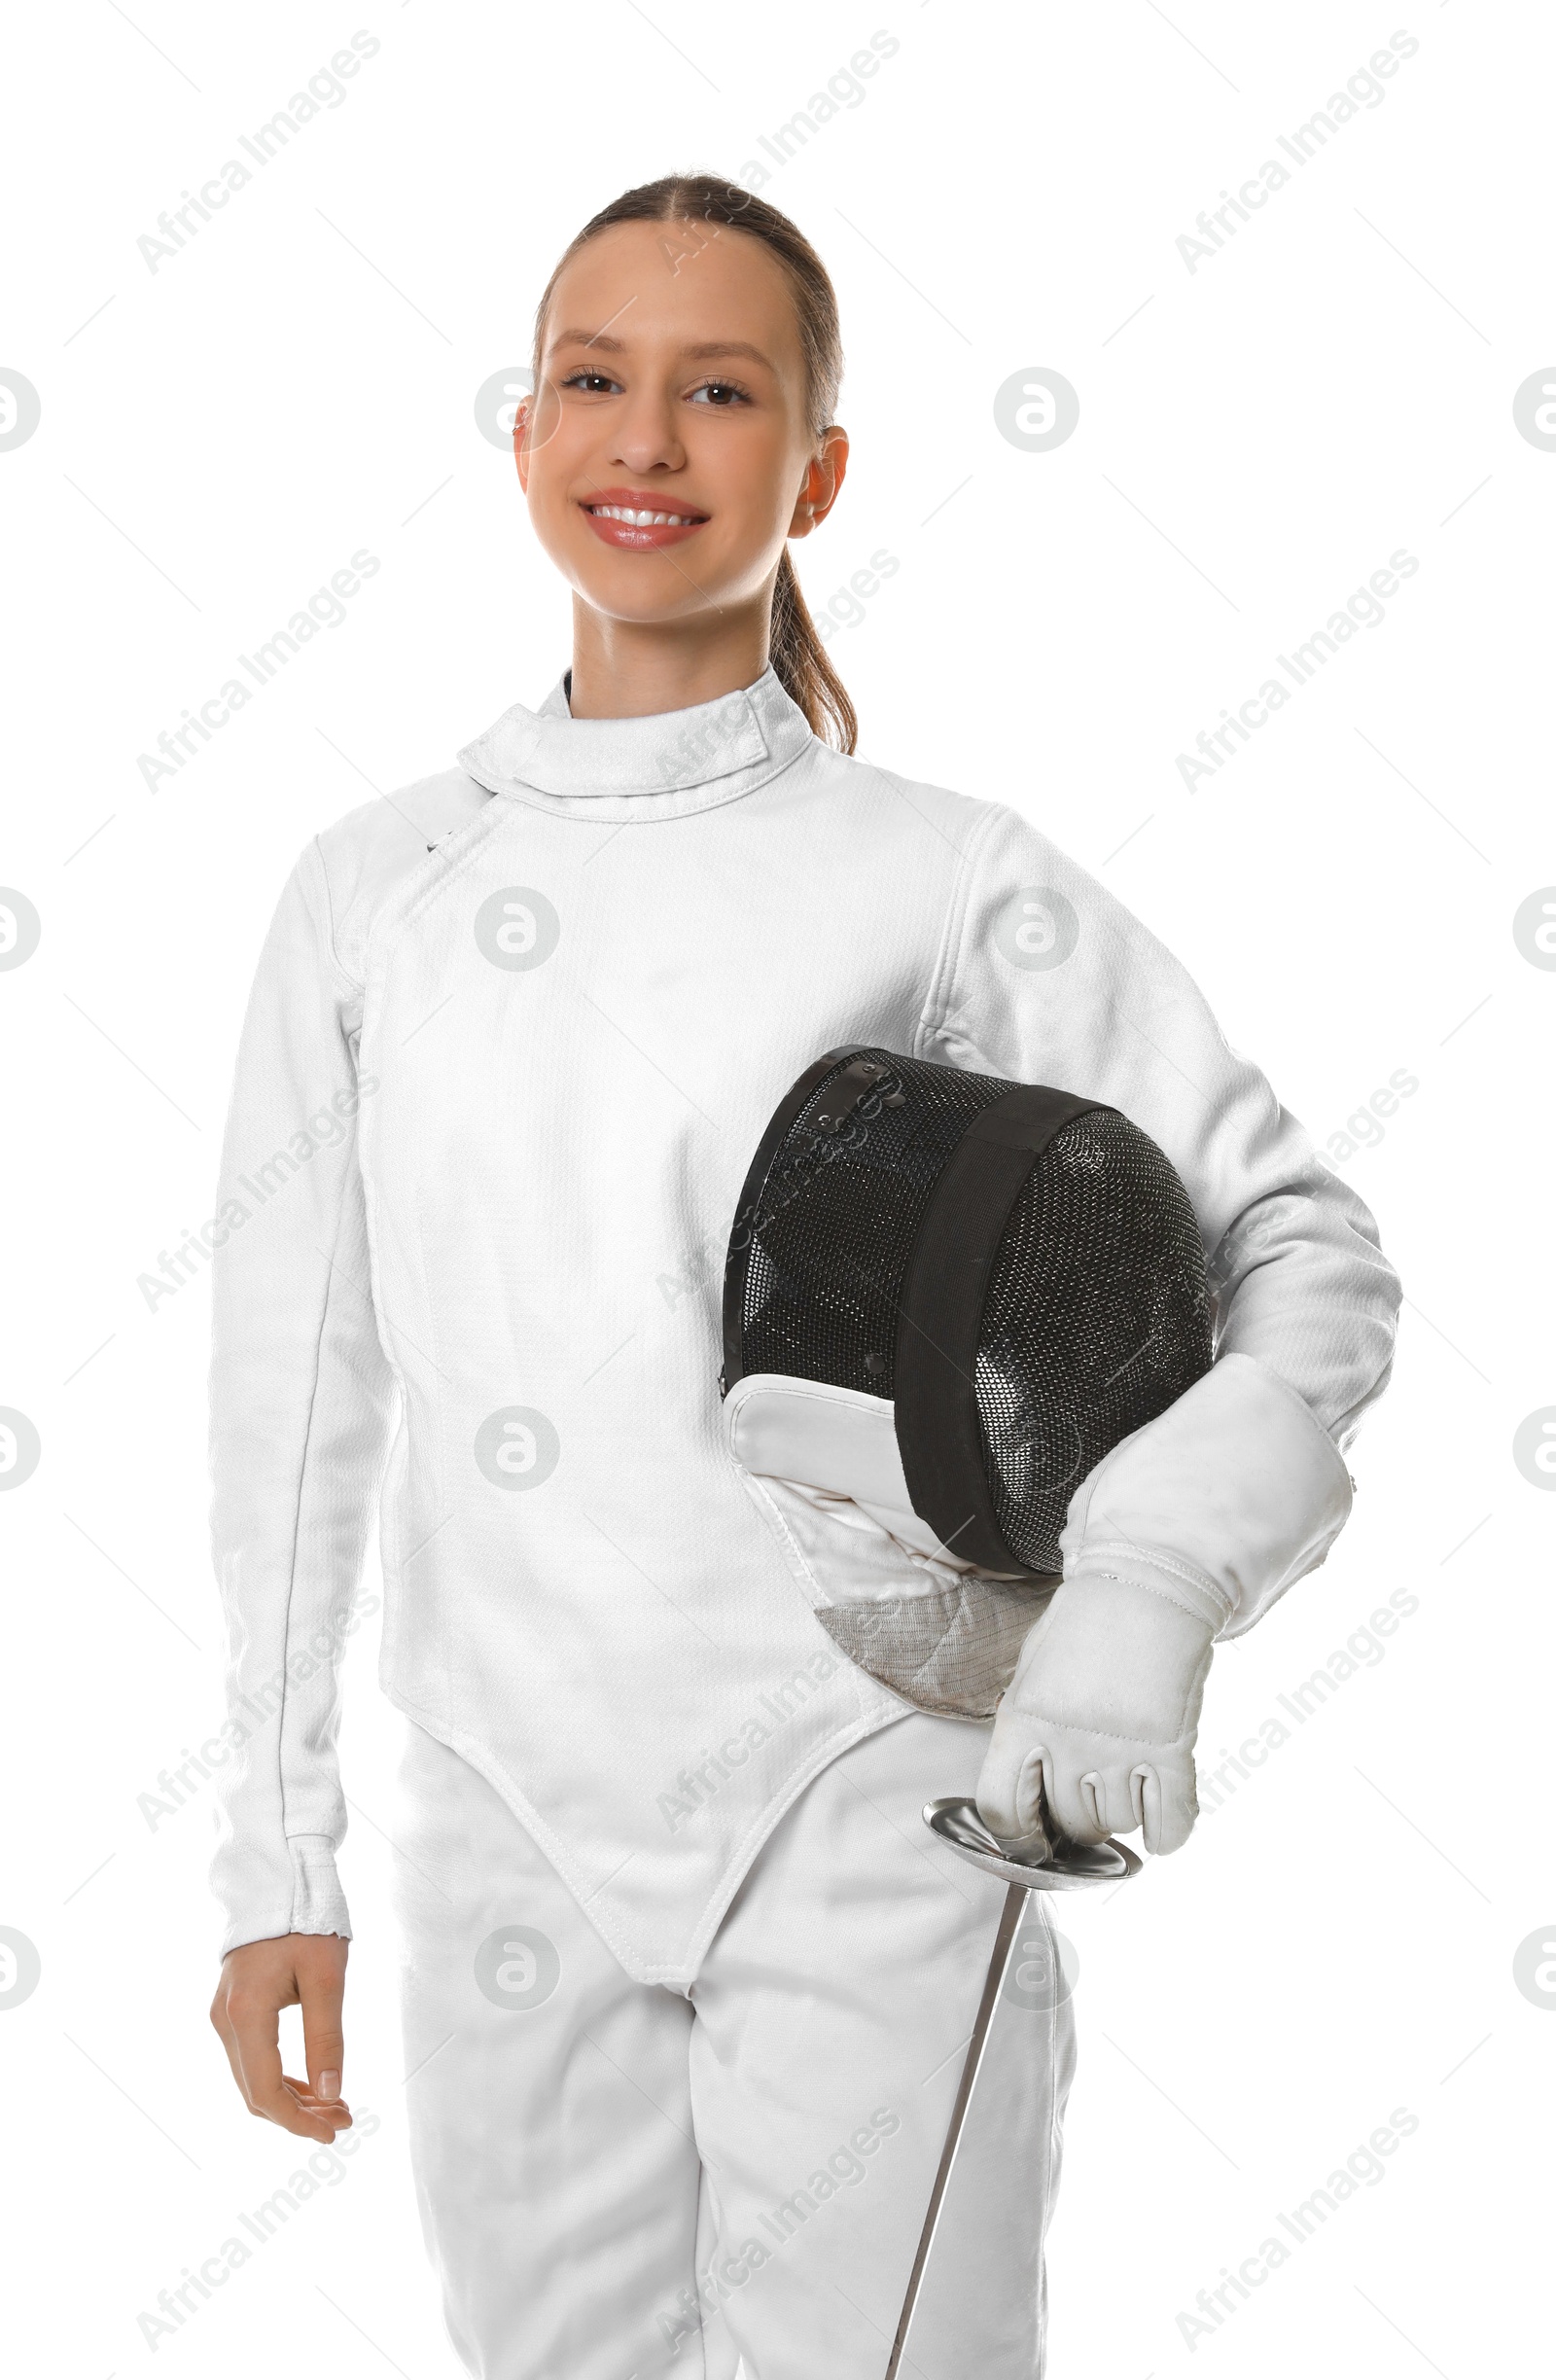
[[884, 1881, 1027, 2379]]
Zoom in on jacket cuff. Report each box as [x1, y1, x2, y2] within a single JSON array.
[[1059, 1351, 1355, 1640], [288, 1834, 352, 1936], [217, 1835, 352, 1959]]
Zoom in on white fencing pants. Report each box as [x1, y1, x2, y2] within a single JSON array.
[[392, 1709, 1077, 2380]]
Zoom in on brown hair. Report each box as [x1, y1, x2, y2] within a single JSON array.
[[529, 172, 858, 756]]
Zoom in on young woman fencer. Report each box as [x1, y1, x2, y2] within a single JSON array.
[[206, 174, 1399, 2380]]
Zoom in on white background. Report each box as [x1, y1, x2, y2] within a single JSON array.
[[2, 1, 1549, 2373]]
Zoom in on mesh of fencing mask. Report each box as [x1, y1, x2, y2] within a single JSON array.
[[722, 1045, 1214, 1579]]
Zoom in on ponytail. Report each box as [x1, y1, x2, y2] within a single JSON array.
[[771, 549, 858, 756], [531, 172, 860, 755]]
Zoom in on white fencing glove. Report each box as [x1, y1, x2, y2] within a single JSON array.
[[976, 1352, 1355, 1855], [977, 1570, 1216, 1853]]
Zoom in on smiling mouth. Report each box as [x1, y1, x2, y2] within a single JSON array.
[[586, 503, 706, 526], [580, 498, 710, 552]]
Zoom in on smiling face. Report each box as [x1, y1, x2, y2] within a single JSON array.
[[517, 217, 847, 631]]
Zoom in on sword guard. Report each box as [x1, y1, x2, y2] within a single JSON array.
[[924, 1794, 1142, 1890]]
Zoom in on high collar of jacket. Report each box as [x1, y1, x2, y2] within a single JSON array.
[[456, 662, 818, 822]]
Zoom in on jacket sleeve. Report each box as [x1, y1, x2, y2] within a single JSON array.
[[206, 837, 397, 1957], [926, 800, 1400, 1631]]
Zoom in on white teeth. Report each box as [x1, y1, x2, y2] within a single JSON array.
[[590, 505, 700, 527]]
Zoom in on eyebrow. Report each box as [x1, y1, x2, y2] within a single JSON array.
[[548, 329, 776, 372]]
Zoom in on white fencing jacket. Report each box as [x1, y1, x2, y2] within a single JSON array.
[[208, 663, 1399, 1981]]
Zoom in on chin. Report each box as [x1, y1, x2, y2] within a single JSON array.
[[592, 594, 725, 629], [568, 558, 725, 624]]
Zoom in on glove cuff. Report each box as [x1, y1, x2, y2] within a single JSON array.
[[1065, 1547, 1228, 1635], [1060, 1351, 1354, 1639]]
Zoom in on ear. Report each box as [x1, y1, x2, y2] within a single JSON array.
[[789, 424, 850, 537]]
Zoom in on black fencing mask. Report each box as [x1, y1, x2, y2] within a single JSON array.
[[722, 1044, 1213, 1579]]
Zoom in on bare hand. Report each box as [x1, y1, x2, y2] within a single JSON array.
[[210, 1934, 352, 2142]]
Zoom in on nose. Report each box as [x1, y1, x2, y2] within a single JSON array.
[[608, 380, 689, 480]]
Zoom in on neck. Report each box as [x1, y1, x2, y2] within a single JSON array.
[[565, 586, 775, 720]]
